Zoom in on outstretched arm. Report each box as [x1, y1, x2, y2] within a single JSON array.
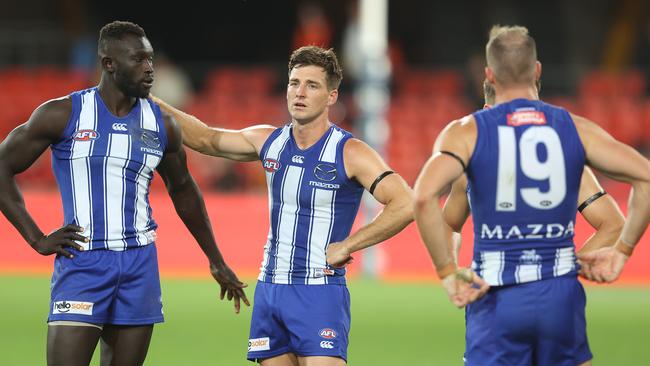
[[151, 96, 274, 161], [325, 138, 414, 267], [157, 113, 249, 313], [573, 114, 650, 282], [0, 98, 86, 258]]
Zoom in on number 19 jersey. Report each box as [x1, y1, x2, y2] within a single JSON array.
[[468, 98, 585, 286]]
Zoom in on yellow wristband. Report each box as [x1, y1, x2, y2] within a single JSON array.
[[614, 240, 634, 256], [437, 262, 457, 279]]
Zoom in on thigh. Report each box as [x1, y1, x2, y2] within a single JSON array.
[[110, 244, 164, 325], [48, 249, 118, 325], [99, 324, 154, 366], [281, 285, 350, 362], [248, 282, 291, 362], [298, 355, 347, 366], [47, 324, 102, 366], [260, 353, 299, 366], [573, 280, 593, 365], [535, 276, 590, 366]]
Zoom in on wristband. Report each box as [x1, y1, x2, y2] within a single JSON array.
[[437, 262, 457, 279], [614, 240, 634, 256]]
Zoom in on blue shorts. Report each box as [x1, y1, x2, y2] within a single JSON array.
[[48, 244, 164, 325], [464, 275, 592, 366], [247, 282, 351, 362]]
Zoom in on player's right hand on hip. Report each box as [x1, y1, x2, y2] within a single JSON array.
[[32, 224, 88, 258], [441, 267, 490, 308]]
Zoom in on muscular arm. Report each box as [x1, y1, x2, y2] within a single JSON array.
[[325, 138, 413, 266], [0, 98, 86, 256], [442, 175, 470, 263], [573, 114, 650, 282], [576, 167, 624, 254], [151, 96, 274, 161], [574, 114, 650, 252], [414, 117, 488, 307], [414, 117, 476, 277], [156, 113, 248, 312]]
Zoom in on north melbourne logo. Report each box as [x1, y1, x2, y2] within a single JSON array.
[[519, 249, 542, 265]]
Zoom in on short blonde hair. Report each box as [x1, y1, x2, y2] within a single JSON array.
[[486, 25, 537, 86]]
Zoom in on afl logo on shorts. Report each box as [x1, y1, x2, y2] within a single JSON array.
[[263, 158, 281, 173], [73, 130, 100, 141], [319, 328, 337, 339]]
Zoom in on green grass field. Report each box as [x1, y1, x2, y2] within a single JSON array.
[[1, 275, 649, 365]]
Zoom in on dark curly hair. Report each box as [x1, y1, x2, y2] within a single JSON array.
[[288, 46, 343, 90], [98, 20, 146, 55]]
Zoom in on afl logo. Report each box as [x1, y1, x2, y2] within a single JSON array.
[[73, 130, 99, 141], [263, 158, 281, 173], [314, 163, 337, 182], [319, 328, 337, 339]]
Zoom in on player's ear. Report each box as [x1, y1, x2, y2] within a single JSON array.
[[101, 56, 114, 73], [485, 67, 496, 84], [534, 61, 542, 80], [328, 89, 338, 106]]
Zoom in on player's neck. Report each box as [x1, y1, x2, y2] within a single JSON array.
[[97, 78, 138, 117], [292, 116, 331, 150], [494, 85, 539, 105]]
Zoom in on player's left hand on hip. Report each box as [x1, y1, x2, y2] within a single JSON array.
[[209, 262, 251, 314], [326, 242, 354, 268], [577, 246, 628, 283], [441, 268, 490, 308]]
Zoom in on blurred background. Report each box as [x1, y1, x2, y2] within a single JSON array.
[[1, 0, 650, 364], [2, 0, 650, 192]]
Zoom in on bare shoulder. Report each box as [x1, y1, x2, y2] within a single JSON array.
[[33, 96, 73, 121], [441, 114, 476, 140], [27, 96, 73, 139], [241, 124, 276, 138], [160, 112, 182, 152], [569, 112, 613, 149], [569, 113, 598, 131], [434, 114, 477, 161], [342, 137, 392, 185], [241, 124, 280, 150], [343, 137, 383, 164]]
